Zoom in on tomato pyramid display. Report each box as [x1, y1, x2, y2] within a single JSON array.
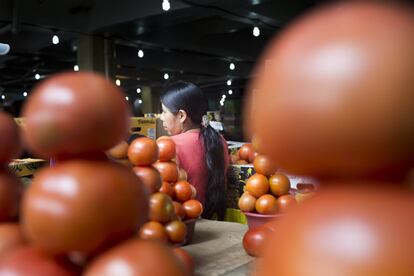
[[0, 72, 189, 275]]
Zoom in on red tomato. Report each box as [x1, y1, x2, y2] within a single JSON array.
[[245, 2, 414, 179], [262, 221, 278, 233], [173, 247, 195, 275], [165, 220, 187, 244], [153, 161, 179, 183], [174, 181, 193, 203], [84, 239, 187, 276], [189, 184, 197, 199], [238, 192, 257, 212], [0, 112, 21, 164], [128, 137, 159, 166], [133, 166, 162, 194], [149, 192, 175, 223], [255, 194, 278, 214], [178, 168, 188, 181], [259, 183, 414, 276], [173, 201, 186, 220], [157, 138, 176, 162], [22, 160, 148, 255], [0, 170, 23, 222], [138, 221, 168, 243], [22, 72, 130, 159], [245, 174, 269, 198], [159, 181, 174, 197], [106, 141, 128, 159], [277, 194, 297, 213], [243, 226, 269, 257], [269, 173, 291, 197], [0, 223, 26, 258], [236, 160, 248, 165], [253, 155, 277, 177], [238, 144, 255, 162], [182, 199, 203, 219], [0, 246, 78, 276]]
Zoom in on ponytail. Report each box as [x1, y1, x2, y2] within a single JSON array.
[[200, 125, 227, 220]]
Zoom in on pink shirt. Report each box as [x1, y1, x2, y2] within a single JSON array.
[[171, 132, 229, 205]]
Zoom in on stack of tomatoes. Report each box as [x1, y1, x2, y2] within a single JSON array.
[[238, 154, 297, 215], [128, 136, 203, 246], [0, 72, 190, 276], [244, 2, 414, 276]]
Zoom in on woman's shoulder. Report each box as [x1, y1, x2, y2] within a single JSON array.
[[171, 132, 201, 144]]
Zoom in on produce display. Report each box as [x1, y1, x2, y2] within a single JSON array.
[[129, 136, 203, 245], [238, 154, 297, 215], [0, 2, 412, 275], [0, 72, 189, 275]]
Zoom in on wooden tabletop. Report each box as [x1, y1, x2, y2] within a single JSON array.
[[183, 219, 255, 276]]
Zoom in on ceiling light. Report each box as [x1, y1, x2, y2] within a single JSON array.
[[138, 99, 143, 104], [138, 49, 144, 58], [253, 26, 260, 37], [136, 88, 141, 93], [35, 73, 40, 80], [73, 65, 79, 71], [125, 96, 129, 101], [52, 35, 59, 45], [162, 0, 170, 11], [227, 79, 232, 86], [229, 62, 235, 70], [228, 90, 233, 95], [1, 95, 5, 100], [23, 91, 28, 97], [222, 94, 226, 99], [116, 79, 121, 86], [164, 73, 169, 80]]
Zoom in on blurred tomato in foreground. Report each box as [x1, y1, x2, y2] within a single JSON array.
[[258, 184, 414, 276], [84, 239, 188, 276], [0, 170, 23, 222], [245, 1, 414, 179], [0, 112, 21, 164], [22, 160, 148, 255], [0, 223, 26, 258], [0, 246, 78, 276], [22, 72, 130, 159]]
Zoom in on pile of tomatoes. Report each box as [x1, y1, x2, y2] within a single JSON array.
[[238, 154, 297, 215], [123, 136, 203, 245], [0, 72, 192, 275], [243, 2, 414, 276]]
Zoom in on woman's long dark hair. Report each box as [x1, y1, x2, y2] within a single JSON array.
[[161, 81, 227, 220]]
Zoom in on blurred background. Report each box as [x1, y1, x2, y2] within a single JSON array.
[[0, 0, 325, 140]]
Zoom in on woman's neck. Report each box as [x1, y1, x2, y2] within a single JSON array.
[[184, 128, 200, 133], [182, 122, 200, 133]]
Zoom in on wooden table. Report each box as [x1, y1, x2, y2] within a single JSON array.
[[183, 219, 255, 276]]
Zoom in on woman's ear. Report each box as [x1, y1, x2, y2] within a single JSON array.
[[178, 109, 188, 124]]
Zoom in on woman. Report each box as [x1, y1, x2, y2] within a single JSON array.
[[160, 81, 229, 220]]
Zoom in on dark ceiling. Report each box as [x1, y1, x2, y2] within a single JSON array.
[[0, 0, 322, 106]]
